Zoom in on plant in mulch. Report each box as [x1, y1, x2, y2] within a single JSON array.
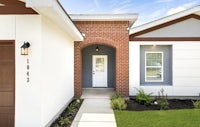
[[192, 93, 200, 109], [135, 88, 153, 106], [110, 92, 122, 100], [110, 92, 127, 110], [50, 98, 83, 127], [67, 102, 78, 116], [59, 117, 71, 126], [110, 97, 127, 110], [155, 88, 169, 110]]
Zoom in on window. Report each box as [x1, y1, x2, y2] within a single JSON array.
[[95, 58, 105, 72], [145, 52, 163, 82], [140, 45, 172, 85]]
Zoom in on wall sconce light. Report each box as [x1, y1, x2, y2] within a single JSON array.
[[21, 42, 30, 55], [95, 45, 99, 52]]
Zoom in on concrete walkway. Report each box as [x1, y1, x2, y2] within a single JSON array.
[[71, 88, 117, 127]]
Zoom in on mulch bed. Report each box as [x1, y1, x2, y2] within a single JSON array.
[[50, 99, 83, 127], [126, 99, 194, 111]]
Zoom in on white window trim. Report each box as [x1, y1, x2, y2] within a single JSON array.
[[145, 51, 164, 82]]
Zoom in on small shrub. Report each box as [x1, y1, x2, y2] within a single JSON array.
[[157, 88, 169, 110], [110, 98, 127, 110], [72, 101, 79, 108], [67, 103, 76, 116], [59, 117, 71, 126], [135, 88, 152, 105], [193, 93, 200, 109], [111, 92, 122, 100], [193, 100, 200, 109]]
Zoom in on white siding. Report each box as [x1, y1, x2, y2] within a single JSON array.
[[129, 42, 200, 96], [41, 17, 74, 127], [137, 18, 200, 37]]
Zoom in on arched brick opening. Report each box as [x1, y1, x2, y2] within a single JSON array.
[[74, 21, 129, 97], [81, 43, 116, 89]]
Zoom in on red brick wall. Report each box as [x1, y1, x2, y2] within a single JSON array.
[[74, 21, 129, 97]]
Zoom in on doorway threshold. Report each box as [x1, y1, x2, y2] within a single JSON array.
[[81, 88, 115, 99]]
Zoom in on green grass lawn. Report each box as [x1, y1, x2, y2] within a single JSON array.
[[114, 109, 200, 127]]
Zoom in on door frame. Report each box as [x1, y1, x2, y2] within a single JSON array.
[[92, 55, 108, 87]]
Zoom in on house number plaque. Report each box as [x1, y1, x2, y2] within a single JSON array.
[[27, 59, 30, 82]]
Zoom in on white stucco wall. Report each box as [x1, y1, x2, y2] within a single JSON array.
[[0, 14, 75, 127], [15, 15, 43, 127], [0, 16, 15, 39], [41, 17, 74, 127], [129, 42, 200, 96], [0, 15, 42, 127], [137, 18, 200, 37]]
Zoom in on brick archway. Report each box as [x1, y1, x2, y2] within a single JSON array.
[[74, 21, 129, 97]]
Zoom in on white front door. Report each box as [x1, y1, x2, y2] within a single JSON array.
[[92, 55, 108, 87]]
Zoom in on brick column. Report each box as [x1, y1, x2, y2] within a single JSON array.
[[115, 37, 129, 97], [74, 42, 82, 97]]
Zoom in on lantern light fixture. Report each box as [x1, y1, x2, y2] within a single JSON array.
[[95, 45, 99, 52], [21, 42, 30, 55]]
